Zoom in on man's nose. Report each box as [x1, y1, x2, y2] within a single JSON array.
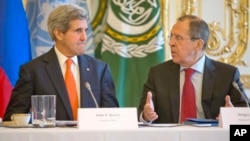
[[80, 32, 87, 41]]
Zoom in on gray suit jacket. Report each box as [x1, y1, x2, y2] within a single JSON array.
[[4, 48, 119, 121], [138, 56, 248, 123]]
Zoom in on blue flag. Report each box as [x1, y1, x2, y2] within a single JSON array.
[[0, 0, 31, 117], [0, 0, 31, 86]]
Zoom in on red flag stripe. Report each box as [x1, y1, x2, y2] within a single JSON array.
[[0, 67, 12, 118]]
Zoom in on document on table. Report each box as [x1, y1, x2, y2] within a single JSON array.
[[138, 122, 181, 127], [184, 118, 218, 127], [55, 120, 77, 127]]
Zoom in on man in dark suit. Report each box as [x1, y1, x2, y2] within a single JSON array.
[[4, 4, 119, 121], [138, 15, 249, 123]]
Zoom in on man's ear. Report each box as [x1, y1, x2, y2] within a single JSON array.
[[195, 39, 204, 51], [54, 29, 63, 41]]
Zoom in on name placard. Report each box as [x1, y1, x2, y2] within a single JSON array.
[[77, 108, 138, 130], [219, 107, 250, 129]]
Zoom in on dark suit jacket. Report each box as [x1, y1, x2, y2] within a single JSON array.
[[4, 48, 119, 121], [138, 56, 248, 123]]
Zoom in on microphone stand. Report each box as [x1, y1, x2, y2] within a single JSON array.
[[85, 82, 99, 108]]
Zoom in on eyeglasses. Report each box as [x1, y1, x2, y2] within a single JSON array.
[[168, 34, 200, 41]]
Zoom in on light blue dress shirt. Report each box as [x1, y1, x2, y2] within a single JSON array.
[[180, 55, 205, 119]]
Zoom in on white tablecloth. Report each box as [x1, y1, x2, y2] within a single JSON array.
[[0, 125, 229, 141]]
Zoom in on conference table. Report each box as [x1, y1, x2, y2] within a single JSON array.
[[0, 124, 229, 141]]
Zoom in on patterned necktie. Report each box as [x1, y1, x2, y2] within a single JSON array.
[[180, 68, 196, 123], [65, 59, 78, 120]]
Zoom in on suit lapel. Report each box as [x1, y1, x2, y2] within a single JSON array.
[[78, 55, 94, 107], [43, 48, 73, 119], [168, 63, 180, 123], [202, 57, 216, 118]]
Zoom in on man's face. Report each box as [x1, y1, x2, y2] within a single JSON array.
[[55, 19, 88, 57], [168, 20, 202, 67]]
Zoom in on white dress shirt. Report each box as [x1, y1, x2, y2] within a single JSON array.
[[54, 47, 81, 106]]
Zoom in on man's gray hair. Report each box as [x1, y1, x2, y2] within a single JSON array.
[[47, 4, 89, 41]]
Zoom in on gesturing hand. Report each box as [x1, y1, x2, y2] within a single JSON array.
[[216, 95, 234, 120], [143, 91, 158, 122], [224, 95, 234, 107]]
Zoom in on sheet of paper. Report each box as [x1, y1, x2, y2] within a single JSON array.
[[219, 107, 250, 129], [78, 108, 138, 130]]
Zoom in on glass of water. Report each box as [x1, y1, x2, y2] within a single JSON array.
[[31, 95, 56, 127]]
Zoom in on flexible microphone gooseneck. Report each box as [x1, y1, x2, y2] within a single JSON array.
[[85, 82, 99, 108], [232, 82, 249, 107]]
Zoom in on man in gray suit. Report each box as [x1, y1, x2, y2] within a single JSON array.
[[138, 15, 249, 124], [4, 4, 119, 121]]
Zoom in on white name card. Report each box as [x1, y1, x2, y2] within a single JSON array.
[[219, 107, 250, 129], [77, 107, 138, 130]]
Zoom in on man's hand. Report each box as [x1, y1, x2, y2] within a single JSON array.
[[224, 95, 234, 107], [143, 91, 158, 122], [216, 95, 234, 120]]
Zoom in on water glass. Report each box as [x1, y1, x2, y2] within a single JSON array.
[[31, 95, 56, 127]]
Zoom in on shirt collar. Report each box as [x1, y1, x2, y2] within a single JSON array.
[[54, 46, 78, 66], [180, 55, 205, 73]]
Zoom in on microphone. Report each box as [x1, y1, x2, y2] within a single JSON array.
[[232, 82, 249, 107], [85, 82, 99, 108]]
